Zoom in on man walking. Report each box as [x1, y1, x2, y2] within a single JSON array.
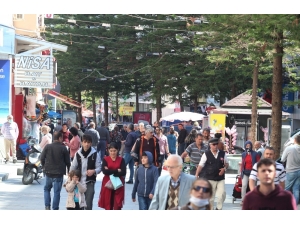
[[96, 121, 110, 161], [281, 135, 300, 205], [149, 154, 195, 210], [84, 122, 100, 151], [195, 138, 229, 210], [70, 134, 101, 210], [123, 124, 137, 184], [181, 133, 208, 176], [1, 115, 19, 163], [249, 146, 285, 191], [74, 122, 84, 141], [254, 141, 265, 158], [177, 123, 188, 156], [40, 132, 71, 210], [242, 158, 297, 210]]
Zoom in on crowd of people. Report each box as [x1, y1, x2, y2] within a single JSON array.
[[2, 113, 298, 210]]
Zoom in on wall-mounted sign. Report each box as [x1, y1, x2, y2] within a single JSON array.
[[14, 55, 54, 88]]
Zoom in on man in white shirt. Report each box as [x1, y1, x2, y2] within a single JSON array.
[[249, 146, 285, 191], [195, 138, 229, 210], [1, 115, 19, 163]]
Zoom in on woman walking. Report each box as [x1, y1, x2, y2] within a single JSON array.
[[40, 125, 52, 150], [65, 127, 81, 161], [98, 142, 126, 210]]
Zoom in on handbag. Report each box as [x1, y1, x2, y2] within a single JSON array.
[[104, 180, 114, 190], [109, 174, 123, 190]]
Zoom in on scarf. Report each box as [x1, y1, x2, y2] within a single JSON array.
[[81, 147, 91, 158]]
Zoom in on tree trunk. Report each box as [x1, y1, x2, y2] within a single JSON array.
[[271, 31, 284, 160], [92, 93, 96, 125], [250, 62, 259, 145], [135, 77, 139, 112], [156, 95, 162, 122], [231, 83, 236, 99], [179, 93, 184, 112], [77, 90, 82, 125], [194, 95, 198, 112], [116, 91, 119, 122], [104, 91, 109, 126]]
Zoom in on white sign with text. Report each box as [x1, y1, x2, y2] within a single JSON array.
[[14, 55, 54, 88]]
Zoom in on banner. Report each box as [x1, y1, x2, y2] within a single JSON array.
[[0, 60, 10, 126], [14, 55, 54, 88], [119, 106, 134, 116], [209, 114, 226, 140], [133, 112, 152, 124]]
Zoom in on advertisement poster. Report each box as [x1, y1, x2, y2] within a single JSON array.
[[62, 110, 77, 129], [133, 112, 152, 125], [209, 114, 226, 140], [0, 60, 10, 126]]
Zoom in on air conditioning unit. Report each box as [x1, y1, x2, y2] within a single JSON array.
[[13, 14, 24, 20]]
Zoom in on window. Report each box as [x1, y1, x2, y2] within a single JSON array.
[[13, 14, 24, 20]]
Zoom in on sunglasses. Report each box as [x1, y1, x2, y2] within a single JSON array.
[[193, 186, 210, 193]]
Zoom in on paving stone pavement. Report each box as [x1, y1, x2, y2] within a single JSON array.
[[0, 161, 298, 210]]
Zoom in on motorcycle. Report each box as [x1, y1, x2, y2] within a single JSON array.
[[22, 137, 43, 185]]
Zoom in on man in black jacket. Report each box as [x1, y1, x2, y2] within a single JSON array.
[[41, 132, 71, 210], [177, 123, 188, 156]]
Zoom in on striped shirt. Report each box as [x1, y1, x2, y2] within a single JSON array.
[[249, 161, 286, 185], [185, 142, 208, 166], [1, 121, 19, 140]]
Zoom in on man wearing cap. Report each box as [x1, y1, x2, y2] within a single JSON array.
[[1, 115, 19, 163], [195, 138, 229, 210]]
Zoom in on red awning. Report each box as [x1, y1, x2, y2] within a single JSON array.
[[48, 90, 82, 108]]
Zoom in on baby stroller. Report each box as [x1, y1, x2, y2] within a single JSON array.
[[232, 175, 242, 203]]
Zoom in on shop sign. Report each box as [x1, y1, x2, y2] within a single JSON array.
[[14, 55, 54, 88]]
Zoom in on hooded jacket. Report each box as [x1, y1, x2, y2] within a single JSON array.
[[240, 141, 260, 178], [242, 185, 297, 210], [132, 151, 159, 199]]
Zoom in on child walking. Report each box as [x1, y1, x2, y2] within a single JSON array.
[[132, 151, 159, 210], [64, 170, 87, 210]]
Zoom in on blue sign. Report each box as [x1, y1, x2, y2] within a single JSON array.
[[0, 25, 15, 55], [282, 84, 294, 113], [0, 60, 11, 126]]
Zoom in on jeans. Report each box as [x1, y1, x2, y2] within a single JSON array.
[[123, 152, 134, 182], [138, 196, 152, 210], [85, 182, 95, 210], [285, 170, 300, 204], [44, 175, 64, 210], [178, 143, 185, 156], [97, 140, 107, 161]]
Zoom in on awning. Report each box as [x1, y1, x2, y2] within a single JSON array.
[[16, 34, 67, 54], [212, 108, 290, 116], [47, 90, 82, 108]]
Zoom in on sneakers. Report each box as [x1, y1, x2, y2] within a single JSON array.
[[126, 180, 133, 184], [13, 159, 17, 164], [45, 206, 51, 210], [4, 158, 9, 164]]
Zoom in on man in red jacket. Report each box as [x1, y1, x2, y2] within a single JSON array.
[[242, 158, 297, 210]]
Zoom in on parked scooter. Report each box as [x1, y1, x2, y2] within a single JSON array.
[[22, 137, 43, 185]]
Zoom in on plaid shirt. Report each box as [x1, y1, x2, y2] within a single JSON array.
[[170, 174, 181, 188], [1, 121, 19, 140]]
